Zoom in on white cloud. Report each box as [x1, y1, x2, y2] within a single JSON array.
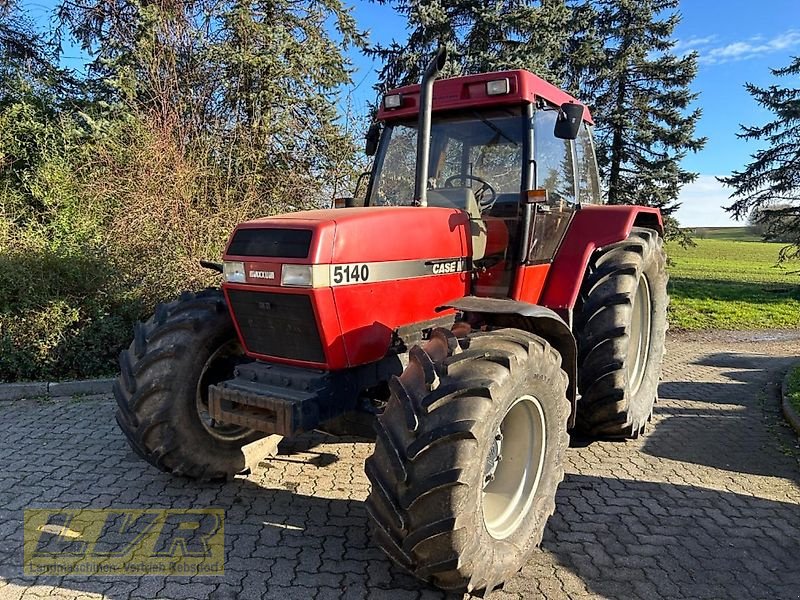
[[674, 175, 742, 227], [673, 34, 718, 55], [699, 29, 800, 65]]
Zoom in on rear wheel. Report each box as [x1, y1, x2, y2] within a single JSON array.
[[365, 327, 570, 594], [574, 227, 668, 437], [114, 289, 263, 480]]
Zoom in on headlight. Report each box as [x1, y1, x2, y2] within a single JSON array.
[[383, 94, 403, 109], [486, 78, 510, 95], [281, 264, 313, 287], [223, 261, 245, 283]]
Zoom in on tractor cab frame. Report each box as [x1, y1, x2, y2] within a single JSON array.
[[365, 94, 603, 300]]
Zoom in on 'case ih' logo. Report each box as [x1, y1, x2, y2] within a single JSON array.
[[430, 258, 465, 275], [249, 270, 275, 280]]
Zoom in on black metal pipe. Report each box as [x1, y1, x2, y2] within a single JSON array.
[[413, 47, 448, 207], [519, 102, 536, 263]]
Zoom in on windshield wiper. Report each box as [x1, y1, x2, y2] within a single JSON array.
[[472, 111, 518, 146]]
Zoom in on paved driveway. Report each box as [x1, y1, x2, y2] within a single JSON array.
[[1, 331, 799, 600]]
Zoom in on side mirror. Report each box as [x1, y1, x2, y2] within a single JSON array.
[[365, 123, 381, 156], [554, 102, 584, 140]]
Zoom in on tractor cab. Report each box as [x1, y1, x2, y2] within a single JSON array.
[[364, 69, 602, 299]]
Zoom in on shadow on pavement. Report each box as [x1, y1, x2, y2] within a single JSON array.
[[642, 350, 800, 479], [6, 466, 800, 600], [540, 474, 800, 600], [659, 352, 794, 406]]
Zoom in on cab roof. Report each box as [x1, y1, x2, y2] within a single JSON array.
[[376, 69, 593, 124]]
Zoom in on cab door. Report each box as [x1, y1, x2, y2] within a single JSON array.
[[512, 105, 578, 304]]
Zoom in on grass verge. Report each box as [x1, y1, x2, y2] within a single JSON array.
[[786, 365, 800, 415]]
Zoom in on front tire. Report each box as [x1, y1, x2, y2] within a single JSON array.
[[114, 289, 262, 480], [365, 327, 570, 594], [574, 227, 668, 437]]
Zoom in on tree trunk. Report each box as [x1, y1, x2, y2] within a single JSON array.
[[608, 74, 626, 205]]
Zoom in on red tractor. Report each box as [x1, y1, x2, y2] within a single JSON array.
[[115, 49, 668, 594]]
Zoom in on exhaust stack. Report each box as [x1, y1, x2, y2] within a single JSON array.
[[413, 47, 448, 207]]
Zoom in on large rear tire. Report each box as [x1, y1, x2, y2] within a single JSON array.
[[114, 289, 263, 480], [574, 227, 668, 438], [365, 327, 570, 594]]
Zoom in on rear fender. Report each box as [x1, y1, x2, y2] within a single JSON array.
[[539, 205, 663, 313], [441, 296, 578, 428]]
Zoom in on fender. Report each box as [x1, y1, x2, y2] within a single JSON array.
[[440, 296, 578, 428], [539, 205, 663, 314]]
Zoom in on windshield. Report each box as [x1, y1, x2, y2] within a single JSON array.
[[368, 108, 526, 208]]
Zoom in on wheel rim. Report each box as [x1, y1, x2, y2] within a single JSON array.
[[626, 275, 652, 396], [195, 339, 252, 442], [482, 395, 547, 540]]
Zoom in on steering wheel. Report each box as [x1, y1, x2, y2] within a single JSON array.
[[444, 173, 497, 212]]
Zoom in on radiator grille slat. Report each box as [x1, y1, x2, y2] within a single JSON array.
[[227, 290, 325, 363]]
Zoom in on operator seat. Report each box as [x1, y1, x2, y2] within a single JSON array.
[[426, 188, 488, 261]]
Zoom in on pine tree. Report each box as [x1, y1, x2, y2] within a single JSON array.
[[0, 1, 80, 107], [583, 0, 705, 235], [719, 56, 800, 258], [369, 0, 572, 91], [0, 1, 87, 225], [0, 3, 43, 78]]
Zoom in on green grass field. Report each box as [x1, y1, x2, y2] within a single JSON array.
[[667, 233, 800, 330]]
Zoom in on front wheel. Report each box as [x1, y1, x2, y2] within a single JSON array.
[[114, 289, 263, 480], [365, 327, 570, 594]]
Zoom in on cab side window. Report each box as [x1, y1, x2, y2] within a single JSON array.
[[533, 108, 576, 204], [528, 107, 577, 263], [372, 124, 417, 205], [575, 122, 601, 204]]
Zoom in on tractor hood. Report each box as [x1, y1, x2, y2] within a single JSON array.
[[221, 206, 473, 370], [222, 206, 471, 280]]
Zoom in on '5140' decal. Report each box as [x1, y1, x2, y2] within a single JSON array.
[[326, 258, 466, 286], [332, 264, 370, 284]]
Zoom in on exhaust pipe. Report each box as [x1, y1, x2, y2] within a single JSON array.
[[413, 47, 448, 207]]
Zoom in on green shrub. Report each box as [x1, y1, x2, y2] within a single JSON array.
[[0, 244, 140, 380], [0, 0, 363, 382], [787, 366, 800, 415], [0, 109, 283, 382]]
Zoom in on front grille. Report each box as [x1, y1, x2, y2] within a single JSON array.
[[227, 290, 325, 363], [227, 228, 312, 258]]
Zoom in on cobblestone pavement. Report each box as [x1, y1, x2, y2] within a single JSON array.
[[1, 331, 799, 600]]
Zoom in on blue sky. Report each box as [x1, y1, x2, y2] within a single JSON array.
[[667, 1, 800, 227], [28, 0, 800, 227]]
